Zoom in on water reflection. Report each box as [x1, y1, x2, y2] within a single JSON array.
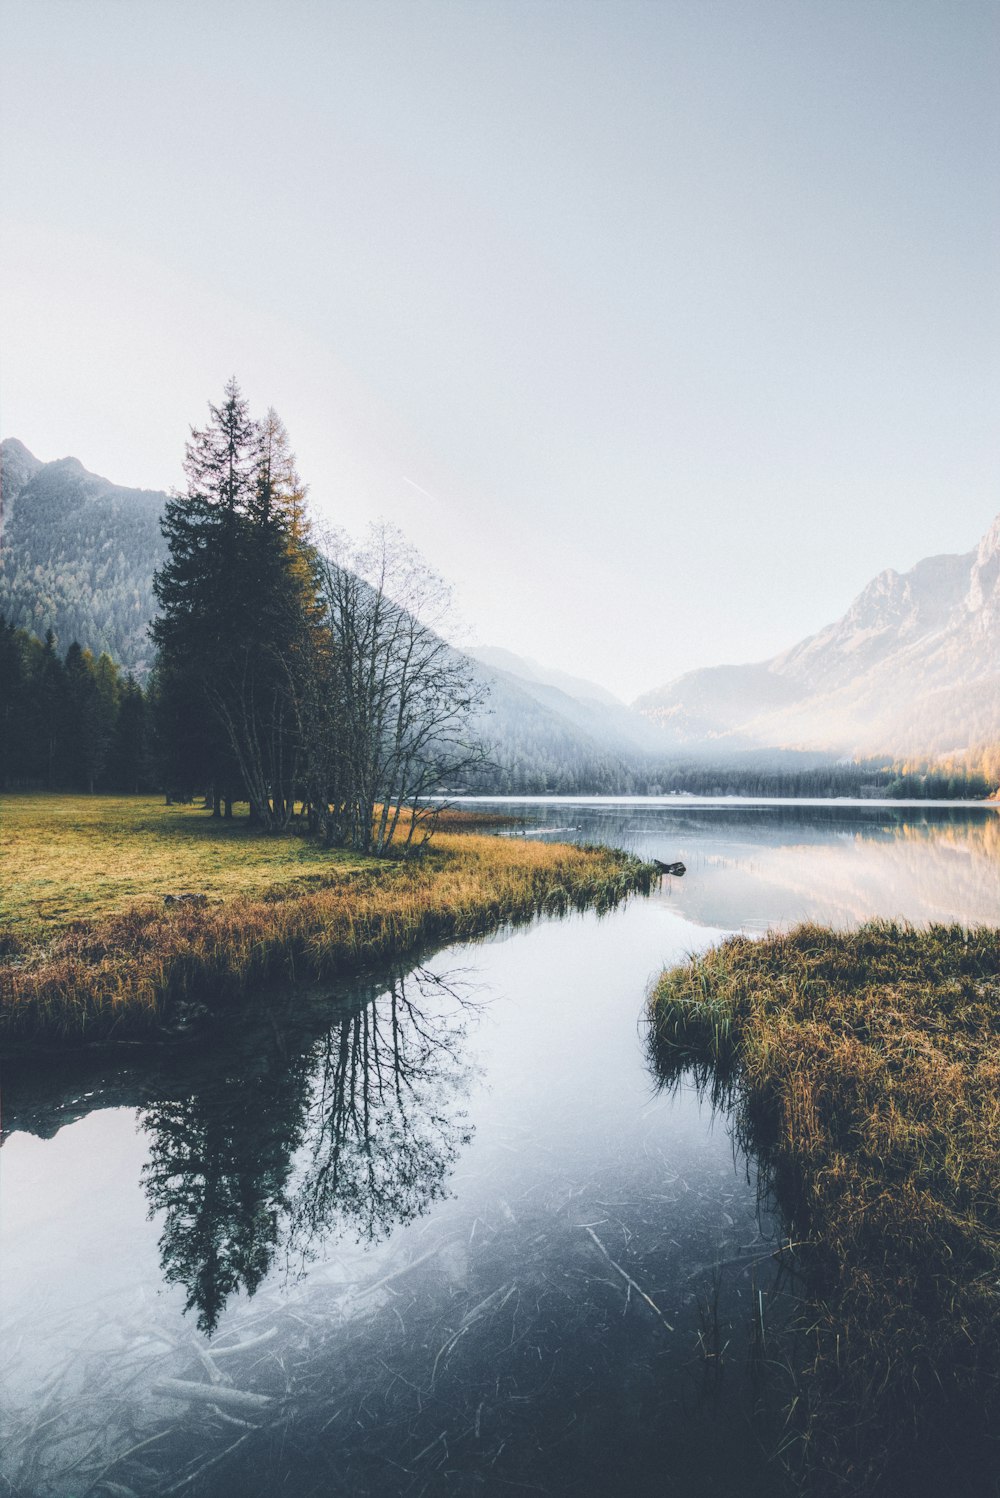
[[141, 1049, 311, 1335], [136, 969, 478, 1334], [486, 798, 1000, 930], [5, 802, 1000, 1498], [288, 968, 476, 1267]]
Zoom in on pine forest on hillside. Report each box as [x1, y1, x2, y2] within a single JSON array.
[[0, 439, 167, 674]]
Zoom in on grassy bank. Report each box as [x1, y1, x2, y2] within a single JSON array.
[[0, 794, 655, 1047], [1, 795, 379, 946], [649, 922, 1000, 1495]]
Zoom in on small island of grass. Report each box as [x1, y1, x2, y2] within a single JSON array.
[[1, 793, 655, 1049], [649, 921, 1000, 1495]]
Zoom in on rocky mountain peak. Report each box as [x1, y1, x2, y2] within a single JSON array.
[[0, 438, 43, 521], [0, 436, 40, 467], [636, 506, 1000, 762], [967, 513, 1000, 618], [842, 566, 905, 631]]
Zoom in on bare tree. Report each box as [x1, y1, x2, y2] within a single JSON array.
[[307, 524, 487, 854]]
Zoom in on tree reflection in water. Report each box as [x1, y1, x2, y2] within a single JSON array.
[[290, 967, 476, 1264], [140, 967, 480, 1334]]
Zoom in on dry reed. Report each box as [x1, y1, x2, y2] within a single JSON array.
[[2, 820, 654, 1047], [649, 921, 1000, 1496]]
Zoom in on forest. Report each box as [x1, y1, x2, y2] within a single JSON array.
[[0, 622, 150, 794], [2, 385, 486, 851], [0, 440, 166, 674], [3, 613, 991, 805]]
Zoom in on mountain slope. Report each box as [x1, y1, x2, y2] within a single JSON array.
[[0, 439, 168, 674], [468, 646, 664, 757], [468, 646, 623, 708], [0, 438, 652, 785], [636, 514, 1000, 763]]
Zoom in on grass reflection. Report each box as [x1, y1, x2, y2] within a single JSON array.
[[648, 920, 1000, 1497]]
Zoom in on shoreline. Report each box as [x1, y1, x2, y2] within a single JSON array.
[[441, 793, 1000, 809], [1, 798, 656, 1049], [649, 921, 1000, 1494]]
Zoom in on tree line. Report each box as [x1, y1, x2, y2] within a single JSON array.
[[2, 382, 485, 844], [4, 614, 992, 805], [0, 620, 151, 793], [462, 749, 994, 800], [150, 381, 484, 851]]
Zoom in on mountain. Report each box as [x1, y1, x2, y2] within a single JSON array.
[[0, 437, 42, 504], [15, 433, 991, 782], [0, 439, 168, 675], [467, 646, 665, 763], [465, 651, 671, 792], [0, 438, 653, 789], [468, 646, 623, 708], [636, 513, 1000, 765]]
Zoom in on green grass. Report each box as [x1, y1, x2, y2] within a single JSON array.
[[0, 793, 656, 1047], [0, 795, 372, 945], [649, 922, 1000, 1495]]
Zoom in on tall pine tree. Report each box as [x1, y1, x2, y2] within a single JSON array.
[[152, 379, 258, 813], [152, 382, 324, 827]]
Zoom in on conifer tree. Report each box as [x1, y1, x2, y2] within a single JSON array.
[[152, 382, 324, 827], [64, 643, 100, 792], [106, 676, 149, 792], [31, 630, 67, 789], [0, 616, 28, 788], [152, 379, 259, 811]]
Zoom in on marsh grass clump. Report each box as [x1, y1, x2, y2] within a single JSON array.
[[0, 796, 656, 1047], [649, 921, 1000, 1495]]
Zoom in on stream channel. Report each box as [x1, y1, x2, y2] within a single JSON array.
[[3, 798, 1000, 1497]]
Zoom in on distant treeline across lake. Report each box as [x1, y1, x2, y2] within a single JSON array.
[[1, 616, 994, 803]]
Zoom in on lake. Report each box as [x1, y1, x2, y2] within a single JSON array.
[[3, 798, 999, 1496]]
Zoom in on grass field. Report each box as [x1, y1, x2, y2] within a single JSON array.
[[649, 922, 1000, 1495], [1, 795, 376, 944], [0, 794, 655, 1046]]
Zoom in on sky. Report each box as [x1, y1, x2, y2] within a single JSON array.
[[1, 0, 997, 701]]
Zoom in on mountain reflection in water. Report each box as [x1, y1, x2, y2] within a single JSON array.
[[485, 798, 1000, 931]]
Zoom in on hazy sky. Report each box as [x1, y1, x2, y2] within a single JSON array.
[[2, 0, 997, 700]]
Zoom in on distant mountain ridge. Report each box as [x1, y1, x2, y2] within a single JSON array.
[[636, 512, 1000, 765], [1, 438, 168, 675], [0, 438, 656, 789], [467, 645, 667, 761], [7, 433, 997, 775], [466, 646, 666, 780], [468, 646, 623, 708]]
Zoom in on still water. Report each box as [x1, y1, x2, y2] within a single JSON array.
[[2, 799, 999, 1497]]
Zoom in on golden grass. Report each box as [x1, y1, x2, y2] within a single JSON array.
[[649, 922, 1000, 1495], [0, 794, 654, 1046]]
